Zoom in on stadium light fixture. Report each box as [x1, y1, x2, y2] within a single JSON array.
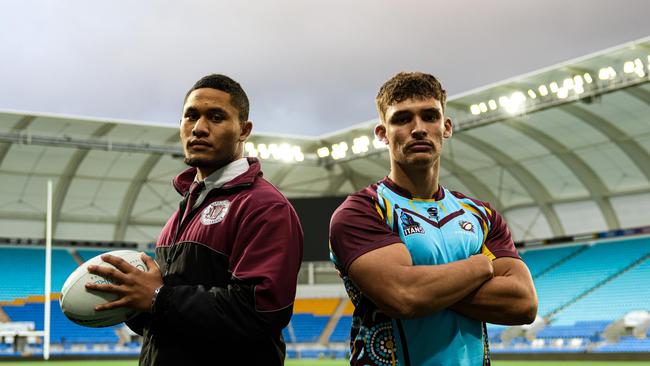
[[557, 87, 569, 99], [562, 78, 574, 90], [488, 99, 497, 110], [527, 89, 537, 99], [574, 84, 585, 95], [583, 73, 593, 83], [478, 102, 488, 113], [549, 82, 559, 93], [257, 144, 271, 159], [352, 136, 370, 154], [573, 75, 584, 87], [538, 85, 549, 96], [624, 61, 635, 73], [278, 143, 292, 162], [470, 104, 480, 115], [331, 142, 348, 160], [634, 58, 645, 77], [317, 147, 330, 158], [598, 66, 616, 80], [373, 137, 387, 149]]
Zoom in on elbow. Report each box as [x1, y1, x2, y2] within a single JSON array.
[[514, 296, 538, 325], [519, 303, 538, 325], [376, 287, 432, 320]]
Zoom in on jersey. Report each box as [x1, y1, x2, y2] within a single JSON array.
[[329, 177, 520, 366]]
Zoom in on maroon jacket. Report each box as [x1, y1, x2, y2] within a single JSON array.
[[128, 158, 303, 365]]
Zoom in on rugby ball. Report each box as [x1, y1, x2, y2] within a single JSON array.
[[60, 250, 148, 328]]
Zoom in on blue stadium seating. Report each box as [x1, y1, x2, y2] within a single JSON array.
[[594, 336, 650, 353], [533, 237, 650, 317], [289, 313, 329, 343], [0, 247, 78, 301], [551, 257, 650, 325], [520, 244, 585, 277], [329, 315, 352, 342], [3, 300, 119, 344]]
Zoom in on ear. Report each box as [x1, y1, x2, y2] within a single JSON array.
[[374, 123, 388, 144], [442, 117, 453, 139], [239, 121, 253, 142]]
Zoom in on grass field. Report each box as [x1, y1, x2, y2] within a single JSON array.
[[1, 361, 650, 366]]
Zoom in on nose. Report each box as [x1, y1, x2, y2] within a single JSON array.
[[411, 116, 428, 139], [192, 116, 209, 137]]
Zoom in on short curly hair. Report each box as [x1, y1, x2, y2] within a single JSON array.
[[376, 72, 447, 122], [184, 74, 250, 122]]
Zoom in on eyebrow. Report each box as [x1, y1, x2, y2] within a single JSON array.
[[183, 106, 230, 116]]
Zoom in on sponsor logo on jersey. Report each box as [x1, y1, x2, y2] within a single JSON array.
[[201, 200, 230, 225], [401, 211, 425, 236], [459, 220, 475, 233], [427, 206, 439, 220]]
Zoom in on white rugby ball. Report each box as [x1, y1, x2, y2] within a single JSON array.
[[60, 250, 148, 328]]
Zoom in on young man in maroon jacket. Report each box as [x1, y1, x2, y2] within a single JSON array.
[[86, 74, 304, 365]]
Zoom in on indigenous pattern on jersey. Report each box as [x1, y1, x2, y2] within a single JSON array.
[[329, 177, 519, 366]]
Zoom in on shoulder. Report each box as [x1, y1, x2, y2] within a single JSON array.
[[331, 185, 381, 222], [246, 175, 293, 207]]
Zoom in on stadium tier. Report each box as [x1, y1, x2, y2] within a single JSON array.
[[3, 300, 119, 344], [2, 236, 650, 357], [532, 237, 650, 318], [0, 248, 78, 301]]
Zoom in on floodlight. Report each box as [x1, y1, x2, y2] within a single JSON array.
[[317, 147, 330, 158], [479, 102, 488, 113], [470, 104, 480, 115], [527, 89, 537, 99], [488, 99, 497, 110], [373, 138, 386, 149], [549, 82, 559, 93], [573, 75, 584, 86], [538, 85, 549, 96]]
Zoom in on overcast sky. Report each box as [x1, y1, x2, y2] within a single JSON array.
[[1, 0, 649, 136]]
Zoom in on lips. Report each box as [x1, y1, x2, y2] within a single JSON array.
[[189, 140, 211, 147], [406, 141, 434, 150]]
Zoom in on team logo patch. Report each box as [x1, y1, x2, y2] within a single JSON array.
[[459, 220, 475, 233], [201, 200, 230, 225], [400, 212, 425, 236]]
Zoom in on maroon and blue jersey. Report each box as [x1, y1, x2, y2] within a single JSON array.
[[329, 177, 519, 366]]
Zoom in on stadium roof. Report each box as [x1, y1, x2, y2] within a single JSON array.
[[1, 37, 649, 244]]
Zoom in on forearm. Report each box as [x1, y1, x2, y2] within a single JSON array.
[[382, 256, 493, 318], [450, 259, 537, 325], [151, 282, 290, 339]]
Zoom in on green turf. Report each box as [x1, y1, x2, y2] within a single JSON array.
[[1, 361, 650, 366]]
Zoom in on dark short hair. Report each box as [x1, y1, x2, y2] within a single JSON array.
[[184, 74, 250, 121], [376, 72, 447, 122]]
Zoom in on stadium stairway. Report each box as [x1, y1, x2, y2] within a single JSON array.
[[318, 298, 348, 344], [0, 306, 9, 322], [69, 249, 85, 265], [522, 245, 588, 279], [547, 253, 650, 319]]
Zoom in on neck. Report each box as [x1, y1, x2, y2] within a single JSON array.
[[196, 150, 244, 181], [389, 158, 440, 199]]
